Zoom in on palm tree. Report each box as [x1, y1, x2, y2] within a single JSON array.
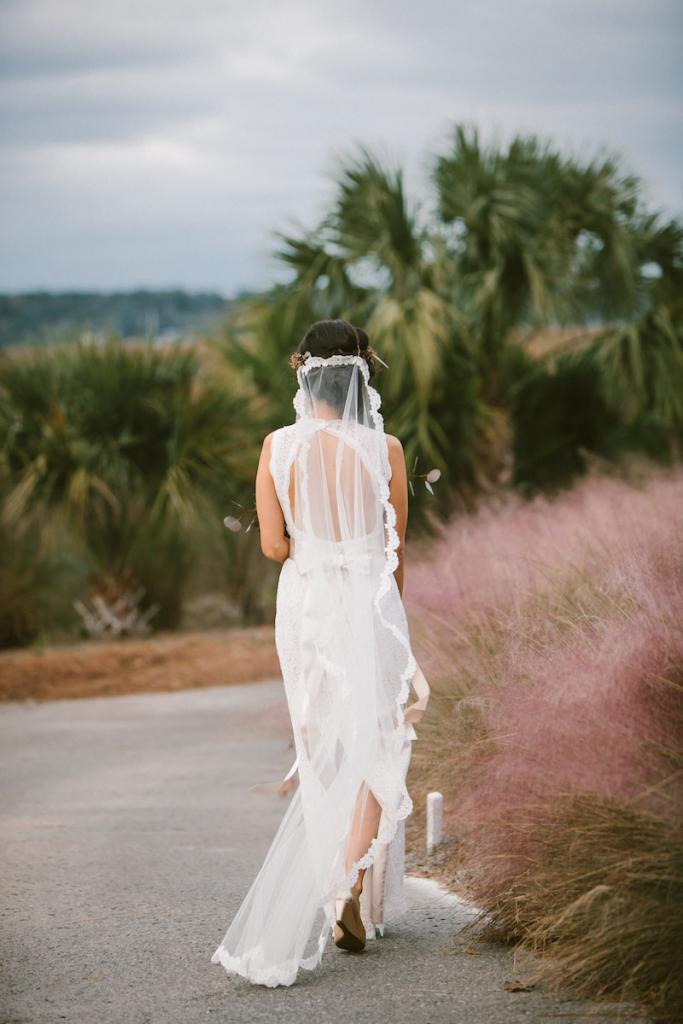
[[220, 125, 682, 506], [432, 124, 652, 389], [253, 147, 484, 513]]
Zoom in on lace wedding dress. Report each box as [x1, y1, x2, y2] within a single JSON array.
[[210, 353, 430, 987]]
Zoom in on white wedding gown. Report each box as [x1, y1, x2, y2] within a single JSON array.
[[210, 354, 429, 987]]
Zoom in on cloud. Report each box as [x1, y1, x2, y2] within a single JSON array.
[[0, 0, 680, 291]]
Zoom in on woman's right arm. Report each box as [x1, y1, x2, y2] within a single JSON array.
[[255, 433, 290, 563]]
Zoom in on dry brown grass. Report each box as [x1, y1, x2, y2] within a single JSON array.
[[459, 790, 682, 1011], [0, 625, 279, 702]]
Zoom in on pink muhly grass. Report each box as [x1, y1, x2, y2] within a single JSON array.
[[406, 465, 683, 814], [407, 466, 682, 639], [405, 466, 683, 1021]]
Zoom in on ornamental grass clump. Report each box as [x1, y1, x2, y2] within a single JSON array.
[[406, 466, 683, 1023]]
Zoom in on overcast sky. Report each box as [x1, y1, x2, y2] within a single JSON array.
[[1, 0, 681, 295]]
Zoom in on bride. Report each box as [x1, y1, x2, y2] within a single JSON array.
[[210, 318, 430, 987]]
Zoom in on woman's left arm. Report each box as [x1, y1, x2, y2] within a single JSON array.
[[255, 433, 290, 563], [387, 434, 408, 597]]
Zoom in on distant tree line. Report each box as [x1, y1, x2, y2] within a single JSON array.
[[0, 289, 251, 349]]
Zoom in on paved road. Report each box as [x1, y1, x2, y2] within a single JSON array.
[[1, 682, 645, 1024]]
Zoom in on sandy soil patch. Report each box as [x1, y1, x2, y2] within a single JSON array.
[[0, 626, 279, 702]]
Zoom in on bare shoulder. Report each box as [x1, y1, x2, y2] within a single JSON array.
[[385, 433, 405, 457], [258, 430, 278, 467], [261, 427, 282, 451]]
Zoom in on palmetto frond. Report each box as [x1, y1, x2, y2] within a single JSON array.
[[590, 302, 683, 429], [0, 336, 261, 626], [432, 124, 657, 376], [273, 229, 360, 314], [332, 146, 423, 282], [367, 286, 456, 402]]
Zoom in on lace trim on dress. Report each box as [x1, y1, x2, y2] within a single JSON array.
[[211, 918, 329, 988], [335, 372, 417, 893]]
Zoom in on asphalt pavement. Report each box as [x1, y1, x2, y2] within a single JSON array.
[[0, 680, 646, 1023]]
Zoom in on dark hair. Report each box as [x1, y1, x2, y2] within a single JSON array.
[[289, 319, 379, 380]]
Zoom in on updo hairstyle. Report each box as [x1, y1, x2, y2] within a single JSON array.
[[289, 319, 379, 380]]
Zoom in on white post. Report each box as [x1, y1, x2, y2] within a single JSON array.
[[426, 791, 443, 854]]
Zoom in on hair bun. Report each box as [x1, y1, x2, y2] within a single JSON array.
[[292, 319, 379, 378], [352, 325, 370, 353]]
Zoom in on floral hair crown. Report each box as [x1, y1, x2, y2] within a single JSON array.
[[289, 343, 388, 373]]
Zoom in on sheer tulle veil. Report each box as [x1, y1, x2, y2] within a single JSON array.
[[210, 345, 429, 987]]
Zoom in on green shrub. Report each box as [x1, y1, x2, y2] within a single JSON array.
[[508, 339, 678, 493], [0, 514, 89, 647], [508, 349, 620, 491], [0, 336, 261, 643]]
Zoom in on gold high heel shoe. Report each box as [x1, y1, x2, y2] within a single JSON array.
[[334, 893, 366, 952]]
